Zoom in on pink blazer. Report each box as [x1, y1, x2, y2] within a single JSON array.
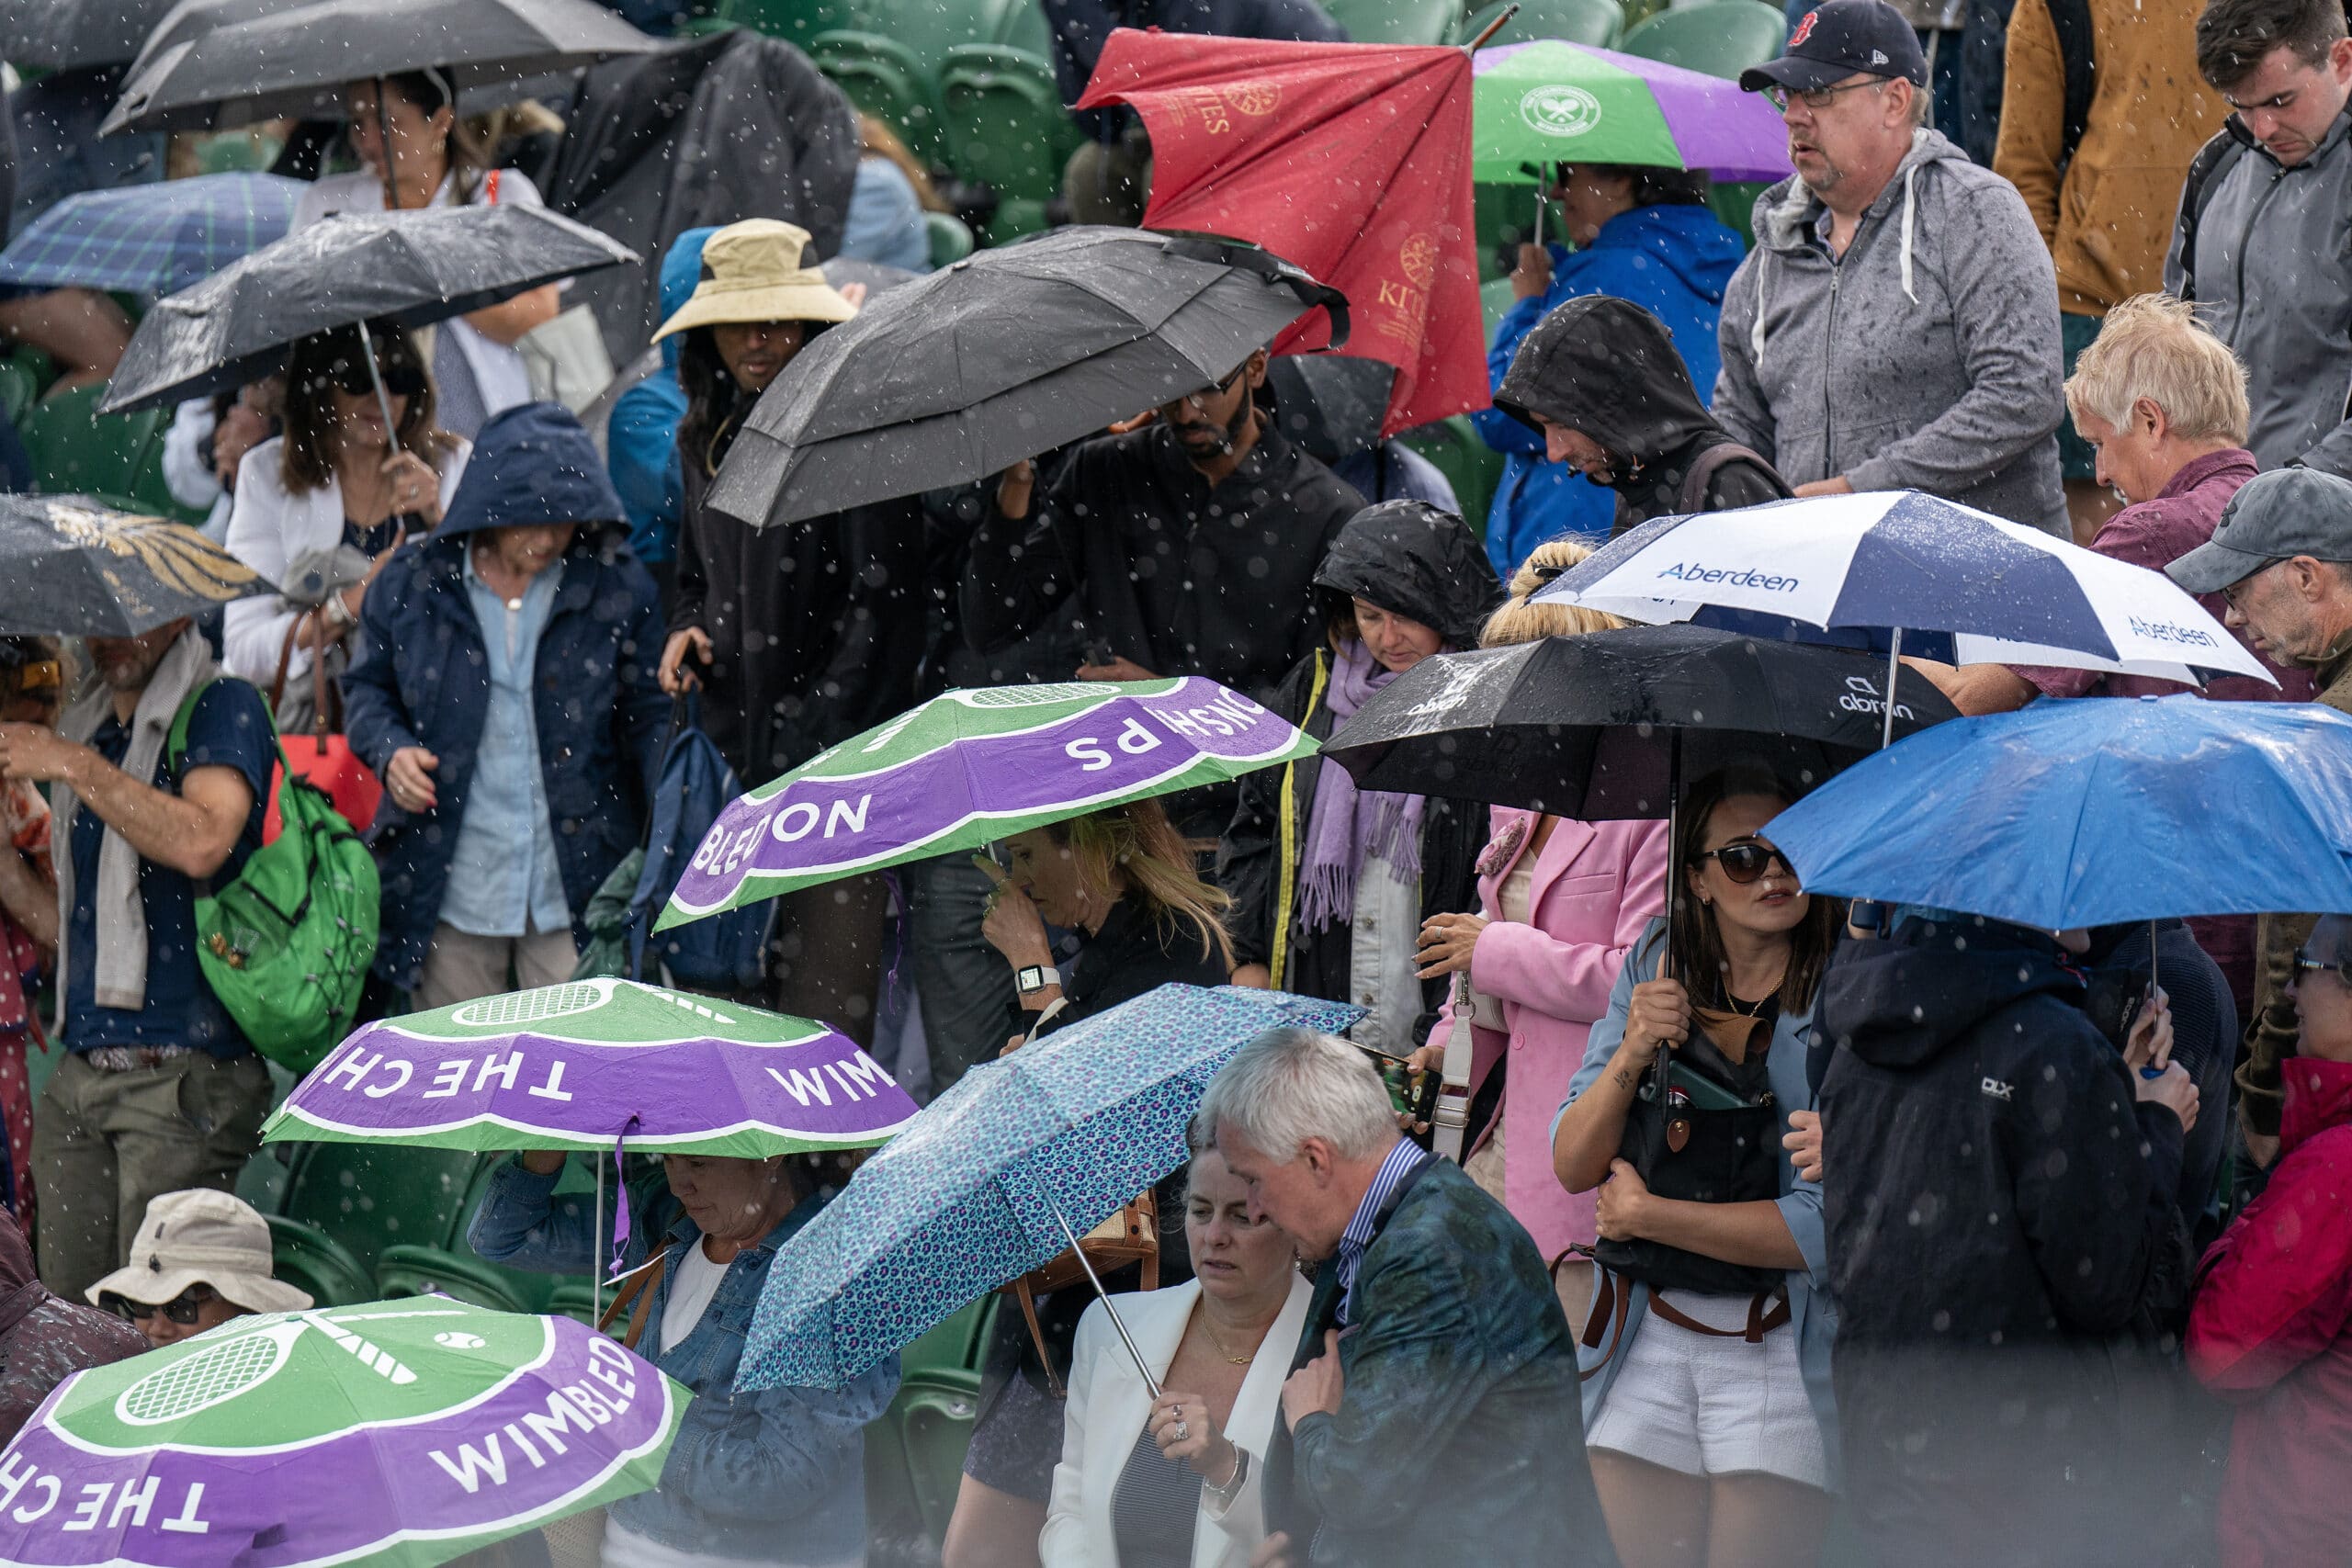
[[1423, 807, 1668, 1261]]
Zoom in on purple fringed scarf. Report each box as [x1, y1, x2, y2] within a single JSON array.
[[1299, 641, 1426, 933]]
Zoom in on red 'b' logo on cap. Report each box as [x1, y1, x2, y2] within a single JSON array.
[[1789, 8, 1819, 45]]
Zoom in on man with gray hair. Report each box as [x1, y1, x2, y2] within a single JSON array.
[[1196, 1027, 1614, 1568]]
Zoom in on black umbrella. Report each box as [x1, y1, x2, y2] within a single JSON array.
[[0, 0, 292, 72], [1264, 355, 1394, 464], [706, 227, 1350, 529], [0, 496, 274, 636], [100, 202, 639, 414], [99, 0, 657, 137], [1319, 623, 1959, 821]]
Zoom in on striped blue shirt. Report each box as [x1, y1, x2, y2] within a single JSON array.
[[1333, 1138, 1430, 1326]]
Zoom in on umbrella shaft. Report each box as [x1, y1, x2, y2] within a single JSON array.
[[353, 317, 403, 462], [1049, 1196, 1161, 1401], [1881, 629, 1903, 751]]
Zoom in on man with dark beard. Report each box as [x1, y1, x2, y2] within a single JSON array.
[[960, 348, 1363, 825], [0, 619, 276, 1300]]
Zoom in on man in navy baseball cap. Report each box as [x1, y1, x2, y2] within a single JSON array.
[[1738, 0, 1929, 96]]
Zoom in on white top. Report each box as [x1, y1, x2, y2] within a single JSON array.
[[659, 1240, 729, 1356], [1347, 843, 1424, 1058], [291, 167, 545, 434], [1499, 861, 1536, 927]]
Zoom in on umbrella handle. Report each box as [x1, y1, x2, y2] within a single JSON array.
[[1464, 2, 1520, 50], [1048, 1195, 1161, 1401], [353, 318, 404, 467]]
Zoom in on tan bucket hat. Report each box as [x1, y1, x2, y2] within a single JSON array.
[[86, 1189, 312, 1315], [651, 219, 856, 341]]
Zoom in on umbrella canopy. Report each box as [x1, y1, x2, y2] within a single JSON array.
[[125, 0, 322, 78], [659, 677, 1317, 929], [705, 227, 1347, 528], [0, 1295, 684, 1568], [101, 203, 639, 413], [101, 0, 657, 136], [262, 978, 919, 1157], [738, 984, 1362, 1392], [0, 495, 271, 636], [0, 172, 301, 297], [1317, 623, 1958, 817], [1076, 29, 1487, 436], [1763, 694, 2352, 930], [1534, 490, 2275, 686], [0, 0, 272, 71], [1265, 354, 1395, 464], [1472, 39, 1793, 184]]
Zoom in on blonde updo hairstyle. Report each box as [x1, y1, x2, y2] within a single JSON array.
[[1479, 537, 1630, 649]]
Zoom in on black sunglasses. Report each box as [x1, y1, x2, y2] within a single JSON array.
[[2294, 947, 2352, 980], [1692, 840, 1793, 885], [100, 1284, 216, 1325], [327, 357, 428, 400]]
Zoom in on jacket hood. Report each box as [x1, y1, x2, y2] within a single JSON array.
[[1817, 917, 2086, 1070], [1595, 201, 1746, 306], [1493, 295, 1723, 479], [1312, 499, 1501, 649], [2281, 1054, 2352, 1155], [657, 226, 719, 372], [435, 401, 627, 541]]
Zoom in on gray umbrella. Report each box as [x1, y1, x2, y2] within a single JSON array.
[[1264, 355, 1396, 465], [100, 202, 639, 413], [0, 0, 294, 72], [708, 227, 1350, 530], [99, 0, 657, 136], [0, 496, 274, 637]]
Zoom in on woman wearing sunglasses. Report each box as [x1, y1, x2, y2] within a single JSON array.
[[221, 323, 469, 728], [1549, 764, 1842, 1568], [85, 1189, 310, 1349]]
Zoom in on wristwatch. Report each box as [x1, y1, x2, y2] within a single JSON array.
[[1016, 964, 1060, 996]]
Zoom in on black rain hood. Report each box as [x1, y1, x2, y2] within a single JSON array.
[[1311, 499, 1501, 650], [1818, 914, 2087, 1071], [1492, 295, 1725, 491]]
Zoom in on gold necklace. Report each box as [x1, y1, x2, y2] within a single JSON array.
[[1201, 1316, 1259, 1365]]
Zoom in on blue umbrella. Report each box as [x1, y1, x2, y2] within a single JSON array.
[[1763, 694, 2352, 931], [0, 173, 302, 297], [737, 984, 1362, 1393]]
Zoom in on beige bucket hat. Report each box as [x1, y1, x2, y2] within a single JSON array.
[[651, 219, 856, 341], [86, 1189, 312, 1314]]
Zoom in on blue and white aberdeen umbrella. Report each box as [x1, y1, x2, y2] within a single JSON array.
[[1534, 491, 2272, 740]]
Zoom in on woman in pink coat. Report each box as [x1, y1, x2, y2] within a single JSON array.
[[1414, 540, 1668, 1269]]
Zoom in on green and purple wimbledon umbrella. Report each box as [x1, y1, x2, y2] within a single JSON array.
[[1473, 39, 1793, 183], [659, 678, 1317, 930], [262, 978, 918, 1157], [0, 1296, 684, 1568]]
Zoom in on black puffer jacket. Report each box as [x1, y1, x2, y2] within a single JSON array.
[[1493, 295, 1787, 537], [1815, 919, 2193, 1568], [1220, 502, 1498, 1049]]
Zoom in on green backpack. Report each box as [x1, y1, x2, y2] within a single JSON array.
[[167, 679, 379, 1074]]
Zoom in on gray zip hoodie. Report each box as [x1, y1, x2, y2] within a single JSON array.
[[1713, 128, 2068, 535]]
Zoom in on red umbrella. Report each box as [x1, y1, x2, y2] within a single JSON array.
[[1079, 29, 1487, 437]]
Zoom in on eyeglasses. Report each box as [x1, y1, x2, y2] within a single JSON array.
[[2221, 560, 2288, 612], [1763, 78, 1886, 113], [327, 357, 428, 400], [1692, 840, 1793, 884], [2294, 947, 2352, 980], [1165, 364, 1247, 412], [100, 1284, 217, 1325]]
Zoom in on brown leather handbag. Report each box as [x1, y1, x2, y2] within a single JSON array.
[[998, 1190, 1159, 1397]]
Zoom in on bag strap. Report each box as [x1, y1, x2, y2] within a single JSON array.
[[1677, 441, 1780, 514], [485, 168, 501, 206], [2173, 131, 2249, 304], [1012, 1277, 1066, 1400], [1567, 1247, 1630, 1381], [1646, 1285, 1792, 1343], [2047, 0, 2096, 169], [597, 1246, 671, 1350], [164, 677, 217, 778]]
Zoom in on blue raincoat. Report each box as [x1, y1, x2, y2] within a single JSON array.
[[607, 226, 718, 567]]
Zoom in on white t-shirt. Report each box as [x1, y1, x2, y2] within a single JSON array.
[[659, 1240, 730, 1357], [290, 167, 546, 435]]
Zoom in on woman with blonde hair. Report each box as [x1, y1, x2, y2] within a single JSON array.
[[1411, 536, 1669, 1297], [949, 794, 1238, 1568]]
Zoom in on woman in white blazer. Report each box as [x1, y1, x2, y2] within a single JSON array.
[[1041, 1140, 1313, 1568], [222, 323, 468, 710]]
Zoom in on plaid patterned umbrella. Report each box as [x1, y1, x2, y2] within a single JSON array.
[[0, 174, 302, 298]]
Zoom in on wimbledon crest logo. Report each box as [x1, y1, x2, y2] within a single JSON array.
[[1398, 232, 1440, 289], [1226, 80, 1283, 116], [1520, 83, 1601, 138]]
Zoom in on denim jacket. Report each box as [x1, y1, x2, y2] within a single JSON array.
[[469, 1161, 899, 1564]]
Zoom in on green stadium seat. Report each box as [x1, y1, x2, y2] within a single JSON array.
[[1710, 178, 1769, 246], [937, 45, 1078, 205], [1482, 274, 1523, 335], [267, 1215, 376, 1308], [814, 30, 950, 166], [1620, 1, 1788, 78], [715, 0, 859, 49], [0, 359, 40, 427], [993, 0, 1052, 56], [17, 382, 167, 511], [1401, 414, 1504, 534], [1455, 0, 1623, 48], [374, 1245, 534, 1312], [278, 1143, 489, 1274], [926, 209, 976, 266], [871, 1370, 982, 1546], [546, 1282, 602, 1325], [980, 197, 1050, 245], [1327, 0, 1458, 43]]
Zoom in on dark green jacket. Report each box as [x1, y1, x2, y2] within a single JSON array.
[[1262, 1157, 1617, 1568]]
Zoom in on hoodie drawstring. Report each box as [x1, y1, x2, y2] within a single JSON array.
[[1749, 250, 1771, 364], [1897, 161, 1920, 306]]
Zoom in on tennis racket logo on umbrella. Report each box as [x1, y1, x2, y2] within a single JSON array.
[[46, 501, 263, 600], [114, 1310, 420, 1427]]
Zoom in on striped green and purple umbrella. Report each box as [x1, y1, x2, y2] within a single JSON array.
[[0, 1296, 684, 1568], [1473, 39, 1792, 183], [658, 678, 1317, 929]]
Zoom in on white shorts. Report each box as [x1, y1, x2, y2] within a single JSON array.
[[1586, 1290, 1830, 1489]]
